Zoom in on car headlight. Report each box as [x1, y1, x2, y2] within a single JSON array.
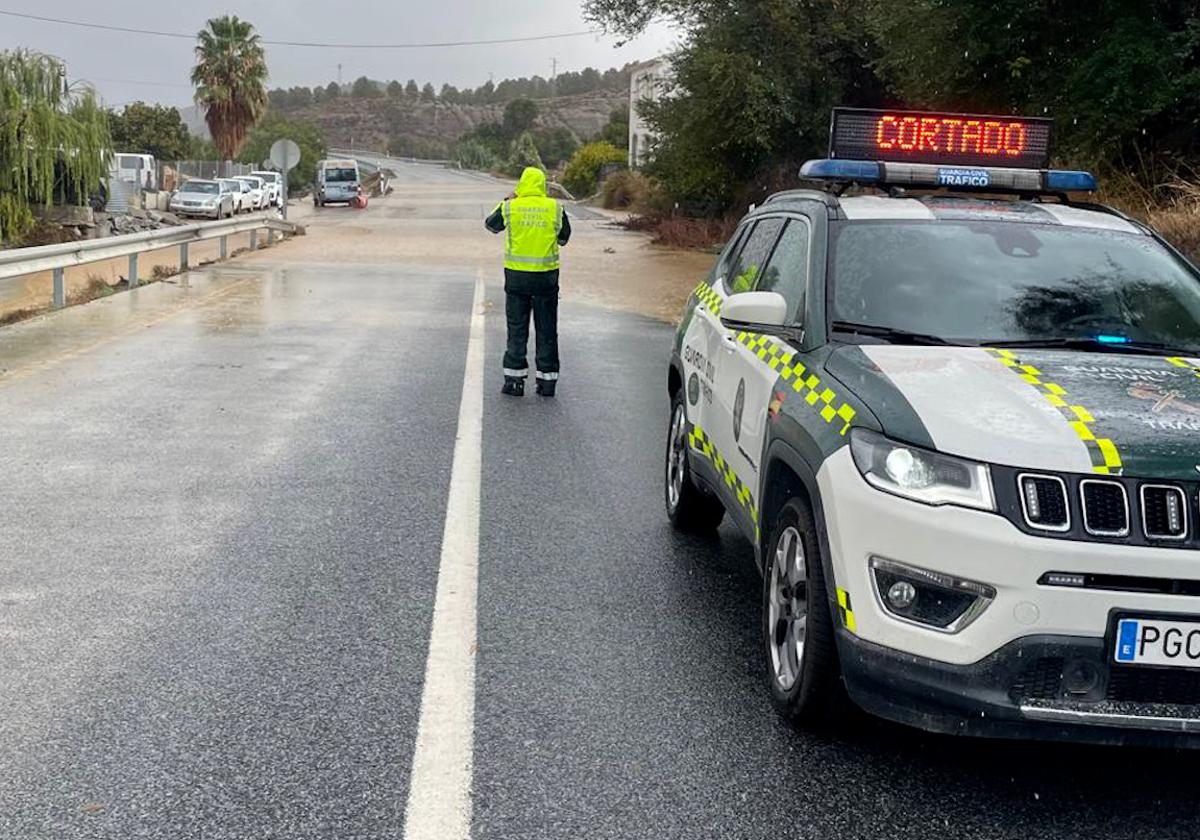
[[849, 429, 995, 511]]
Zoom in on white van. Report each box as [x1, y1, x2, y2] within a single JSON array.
[[314, 159, 360, 206], [111, 153, 156, 190]]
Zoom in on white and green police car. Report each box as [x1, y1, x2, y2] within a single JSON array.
[[665, 108, 1200, 746]]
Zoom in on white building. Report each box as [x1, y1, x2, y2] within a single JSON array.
[[628, 59, 671, 169]]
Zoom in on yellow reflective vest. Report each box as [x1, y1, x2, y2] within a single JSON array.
[[499, 168, 563, 272]]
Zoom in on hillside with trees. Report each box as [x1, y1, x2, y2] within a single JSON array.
[[264, 65, 634, 160]]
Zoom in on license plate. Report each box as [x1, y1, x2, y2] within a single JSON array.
[[1114, 617, 1200, 668]]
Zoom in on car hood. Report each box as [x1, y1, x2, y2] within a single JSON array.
[[828, 345, 1200, 479]]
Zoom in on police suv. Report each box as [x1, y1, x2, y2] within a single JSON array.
[[665, 108, 1200, 746]]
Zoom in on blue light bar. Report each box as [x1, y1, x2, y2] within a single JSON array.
[[800, 158, 1099, 194], [1044, 170, 1098, 192], [1095, 334, 1129, 344], [800, 159, 881, 182]]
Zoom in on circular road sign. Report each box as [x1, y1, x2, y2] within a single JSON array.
[[269, 139, 302, 172]]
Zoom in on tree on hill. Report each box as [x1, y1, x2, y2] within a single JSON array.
[[325, 81, 340, 99], [440, 84, 461, 103], [352, 76, 381, 98], [598, 107, 629, 147], [191, 15, 269, 161], [503, 99, 539, 136], [109, 102, 190, 160], [420, 82, 436, 102], [387, 80, 403, 98], [405, 79, 419, 97]]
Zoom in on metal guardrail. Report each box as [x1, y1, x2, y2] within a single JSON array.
[[0, 214, 298, 310]]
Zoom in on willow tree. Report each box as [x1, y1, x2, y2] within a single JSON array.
[[0, 50, 111, 242], [191, 15, 268, 164]]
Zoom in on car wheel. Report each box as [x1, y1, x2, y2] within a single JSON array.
[[664, 390, 725, 531], [762, 497, 843, 725]]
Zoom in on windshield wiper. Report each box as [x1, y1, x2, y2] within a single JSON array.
[[980, 337, 1194, 356], [830, 321, 962, 347]]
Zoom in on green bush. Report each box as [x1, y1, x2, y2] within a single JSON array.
[[601, 170, 657, 210], [563, 141, 627, 198], [453, 138, 499, 171], [504, 131, 544, 177]]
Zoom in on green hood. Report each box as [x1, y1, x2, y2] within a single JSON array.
[[515, 167, 547, 198], [831, 345, 1200, 480]]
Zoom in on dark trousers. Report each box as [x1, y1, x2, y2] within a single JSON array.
[[503, 268, 559, 380]]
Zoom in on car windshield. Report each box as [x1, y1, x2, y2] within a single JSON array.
[[830, 220, 1200, 352], [181, 182, 219, 195], [325, 168, 357, 183]]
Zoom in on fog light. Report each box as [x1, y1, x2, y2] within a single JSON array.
[[886, 580, 917, 610], [870, 557, 996, 633]]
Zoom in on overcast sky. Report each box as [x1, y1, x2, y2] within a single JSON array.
[[0, 0, 679, 109]]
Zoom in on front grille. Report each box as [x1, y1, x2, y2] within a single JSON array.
[[1081, 480, 1130, 537], [1142, 485, 1189, 540], [1012, 657, 1065, 702], [1109, 667, 1200, 705], [1019, 474, 1069, 531]]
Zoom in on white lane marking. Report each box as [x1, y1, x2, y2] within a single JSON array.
[[403, 270, 485, 840]]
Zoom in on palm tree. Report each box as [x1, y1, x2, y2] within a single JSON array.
[[191, 15, 268, 166]]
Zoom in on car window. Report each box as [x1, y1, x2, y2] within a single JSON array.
[[755, 219, 811, 324], [726, 219, 785, 295], [710, 226, 748, 286], [830, 221, 1200, 349], [182, 182, 218, 195]]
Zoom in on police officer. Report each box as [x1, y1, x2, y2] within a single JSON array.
[[485, 167, 572, 397]]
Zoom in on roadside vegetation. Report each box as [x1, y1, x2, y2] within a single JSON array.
[[585, 0, 1200, 259], [0, 50, 111, 244]]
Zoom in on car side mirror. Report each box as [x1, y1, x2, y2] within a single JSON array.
[[719, 291, 789, 330]]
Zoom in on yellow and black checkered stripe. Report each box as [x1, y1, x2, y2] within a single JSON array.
[[1167, 357, 1200, 379], [836, 588, 857, 634], [735, 331, 857, 436], [987, 348, 1123, 475], [692, 281, 723, 316], [689, 424, 759, 538]]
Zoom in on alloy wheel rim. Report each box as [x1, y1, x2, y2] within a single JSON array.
[[768, 526, 808, 691], [667, 405, 687, 511]]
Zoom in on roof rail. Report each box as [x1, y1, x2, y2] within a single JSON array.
[[763, 189, 841, 208]]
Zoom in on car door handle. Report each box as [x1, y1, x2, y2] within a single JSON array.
[[722, 332, 738, 352]]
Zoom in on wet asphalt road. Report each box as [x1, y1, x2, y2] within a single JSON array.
[[0, 164, 1198, 839]]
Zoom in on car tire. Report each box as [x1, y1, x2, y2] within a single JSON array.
[[762, 497, 843, 725], [664, 390, 725, 531]]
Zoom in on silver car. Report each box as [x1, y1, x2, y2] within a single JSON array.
[[169, 179, 235, 219]]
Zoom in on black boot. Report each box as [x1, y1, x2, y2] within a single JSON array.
[[501, 377, 525, 397], [535, 378, 557, 398]]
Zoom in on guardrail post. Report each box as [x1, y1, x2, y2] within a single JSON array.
[[250, 230, 258, 251], [267, 228, 276, 246], [180, 242, 189, 271], [128, 253, 139, 288], [219, 236, 228, 260], [52, 268, 65, 309]]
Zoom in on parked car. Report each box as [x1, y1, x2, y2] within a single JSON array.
[[169, 179, 235, 219], [110, 153, 156, 190], [236, 176, 269, 211], [219, 179, 250, 214], [251, 170, 283, 207], [314, 159, 361, 207]]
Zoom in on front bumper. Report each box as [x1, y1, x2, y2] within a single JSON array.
[[817, 446, 1200, 741], [840, 630, 1200, 746]]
